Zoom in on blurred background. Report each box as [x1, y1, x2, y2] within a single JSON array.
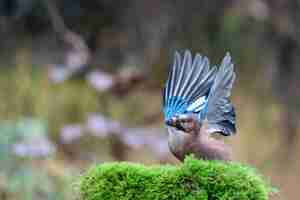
[[0, 0, 299, 199]]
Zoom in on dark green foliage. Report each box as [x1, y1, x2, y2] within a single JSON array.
[[79, 156, 273, 200]]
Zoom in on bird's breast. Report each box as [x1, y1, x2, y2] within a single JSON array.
[[167, 127, 193, 160]]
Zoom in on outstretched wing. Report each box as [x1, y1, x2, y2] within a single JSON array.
[[206, 53, 236, 136], [163, 50, 216, 120]]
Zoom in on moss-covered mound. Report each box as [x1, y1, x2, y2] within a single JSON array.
[[79, 156, 273, 200]]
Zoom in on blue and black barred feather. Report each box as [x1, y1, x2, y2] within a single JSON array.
[[163, 50, 216, 121]]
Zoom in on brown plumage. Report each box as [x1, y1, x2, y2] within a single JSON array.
[[167, 118, 232, 161]]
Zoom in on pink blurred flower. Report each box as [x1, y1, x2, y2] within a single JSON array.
[[86, 113, 122, 137], [86, 71, 114, 92], [60, 124, 83, 143], [121, 128, 147, 149], [13, 137, 56, 158]]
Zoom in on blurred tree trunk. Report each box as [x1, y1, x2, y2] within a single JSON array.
[[109, 134, 128, 161], [265, 0, 300, 160], [44, 0, 91, 82]]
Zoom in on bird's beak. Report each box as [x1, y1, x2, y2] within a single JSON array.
[[165, 118, 176, 126]]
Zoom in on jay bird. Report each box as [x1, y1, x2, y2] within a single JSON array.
[[163, 50, 236, 161]]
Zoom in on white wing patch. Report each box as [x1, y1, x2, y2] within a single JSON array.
[[186, 96, 207, 112]]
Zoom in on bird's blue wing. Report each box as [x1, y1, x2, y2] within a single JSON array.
[[206, 53, 236, 136], [163, 50, 216, 120]]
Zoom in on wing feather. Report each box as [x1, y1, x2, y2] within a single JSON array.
[[163, 50, 216, 120], [206, 53, 236, 136]]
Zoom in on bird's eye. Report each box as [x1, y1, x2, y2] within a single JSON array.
[[175, 123, 185, 131]]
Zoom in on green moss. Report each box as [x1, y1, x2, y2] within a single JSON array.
[[78, 156, 274, 200]]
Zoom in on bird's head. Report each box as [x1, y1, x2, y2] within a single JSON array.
[[165, 113, 201, 134]]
